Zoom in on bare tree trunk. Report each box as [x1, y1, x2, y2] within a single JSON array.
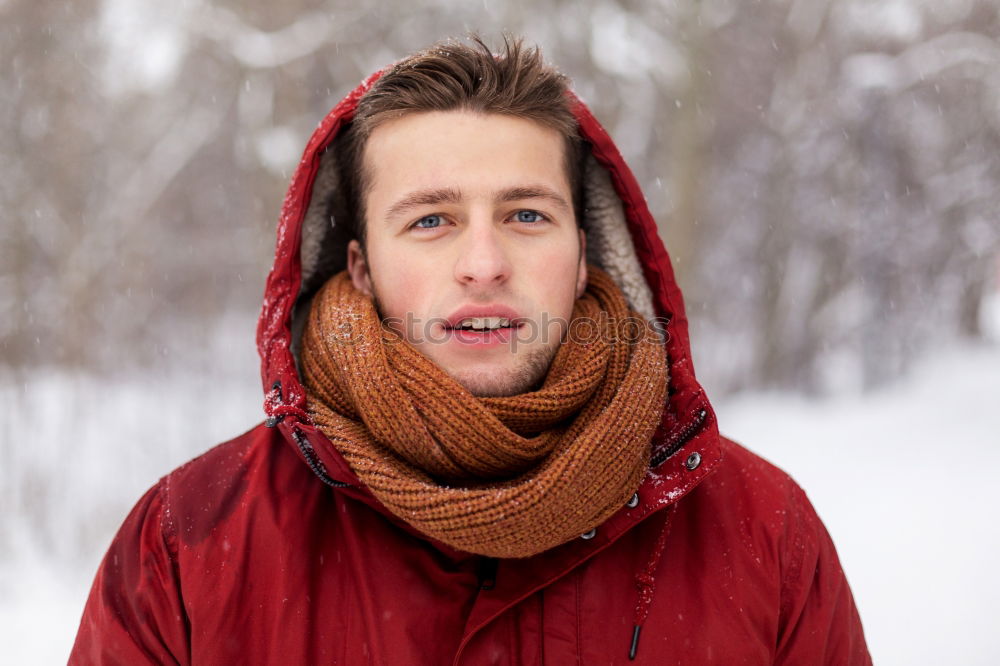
[[663, 0, 708, 295]]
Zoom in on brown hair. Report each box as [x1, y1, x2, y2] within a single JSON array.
[[330, 35, 585, 247]]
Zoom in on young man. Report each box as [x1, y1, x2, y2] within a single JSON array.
[[72, 38, 871, 664]]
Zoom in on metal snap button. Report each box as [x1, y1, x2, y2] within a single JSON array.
[[684, 451, 702, 470], [580, 528, 597, 540], [626, 493, 640, 508]]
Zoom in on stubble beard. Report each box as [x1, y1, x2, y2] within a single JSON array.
[[369, 287, 561, 398], [447, 343, 559, 397]]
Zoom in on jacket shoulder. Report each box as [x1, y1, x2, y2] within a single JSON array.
[[694, 434, 805, 519], [699, 434, 871, 664], [717, 434, 797, 490], [165, 421, 273, 481], [705, 435, 828, 581], [160, 422, 309, 550]]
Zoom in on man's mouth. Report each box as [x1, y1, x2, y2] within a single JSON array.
[[453, 317, 513, 332], [443, 307, 524, 346]]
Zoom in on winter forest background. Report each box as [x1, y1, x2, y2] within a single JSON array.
[[2, 0, 999, 663]]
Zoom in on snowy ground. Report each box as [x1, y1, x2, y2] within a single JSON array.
[[1, 338, 998, 664]]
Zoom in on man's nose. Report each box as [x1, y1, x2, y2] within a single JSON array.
[[453, 219, 511, 287]]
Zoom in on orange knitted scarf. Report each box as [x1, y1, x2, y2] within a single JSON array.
[[300, 267, 667, 558]]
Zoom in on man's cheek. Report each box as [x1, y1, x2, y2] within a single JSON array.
[[532, 253, 581, 303], [384, 283, 434, 341]]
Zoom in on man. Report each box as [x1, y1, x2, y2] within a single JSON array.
[[72, 37, 871, 664]]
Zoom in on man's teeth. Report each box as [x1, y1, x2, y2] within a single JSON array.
[[457, 317, 511, 331]]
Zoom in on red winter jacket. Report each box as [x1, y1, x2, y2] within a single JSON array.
[[71, 72, 871, 665]]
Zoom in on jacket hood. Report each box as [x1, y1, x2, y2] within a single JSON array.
[[257, 69, 721, 519]]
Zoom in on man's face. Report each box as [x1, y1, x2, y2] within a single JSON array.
[[347, 110, 587, 397]]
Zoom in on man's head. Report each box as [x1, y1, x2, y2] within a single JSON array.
[[340, 37, 588, 397]]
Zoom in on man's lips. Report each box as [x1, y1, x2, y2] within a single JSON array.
[[443, 305, 525, 331], [441, 305, 525, 346], [447, 326, 516, 345]]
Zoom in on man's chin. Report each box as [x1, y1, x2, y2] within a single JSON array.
[[440, 349, 556, 398], [456, 373, 535, 398]]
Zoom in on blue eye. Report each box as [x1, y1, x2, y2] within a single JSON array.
[[413, 215, 443, 229], [515, 210, 544, 223]]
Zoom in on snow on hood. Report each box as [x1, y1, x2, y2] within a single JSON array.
[[257, 69, 719, 481]]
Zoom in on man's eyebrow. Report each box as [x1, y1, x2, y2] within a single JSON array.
[[495, 185, 571, 212], [385, 187, 463, 220], [384, 184, 571, 221]]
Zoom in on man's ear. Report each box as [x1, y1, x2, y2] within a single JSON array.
[[347, 240, 374, 297], [575, 229, 588, 298]]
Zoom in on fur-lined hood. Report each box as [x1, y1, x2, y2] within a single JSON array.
[[257, 70, 721, 501]]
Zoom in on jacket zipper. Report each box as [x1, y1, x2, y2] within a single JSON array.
[[292, 429, 350, 488], [649, 408, 708, 468]]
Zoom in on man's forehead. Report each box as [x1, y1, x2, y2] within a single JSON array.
[[361, 110, 573, 213], [363, 110, 567, 168]]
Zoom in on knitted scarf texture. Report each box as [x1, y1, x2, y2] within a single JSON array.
[[301, 266, 667, 558]]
